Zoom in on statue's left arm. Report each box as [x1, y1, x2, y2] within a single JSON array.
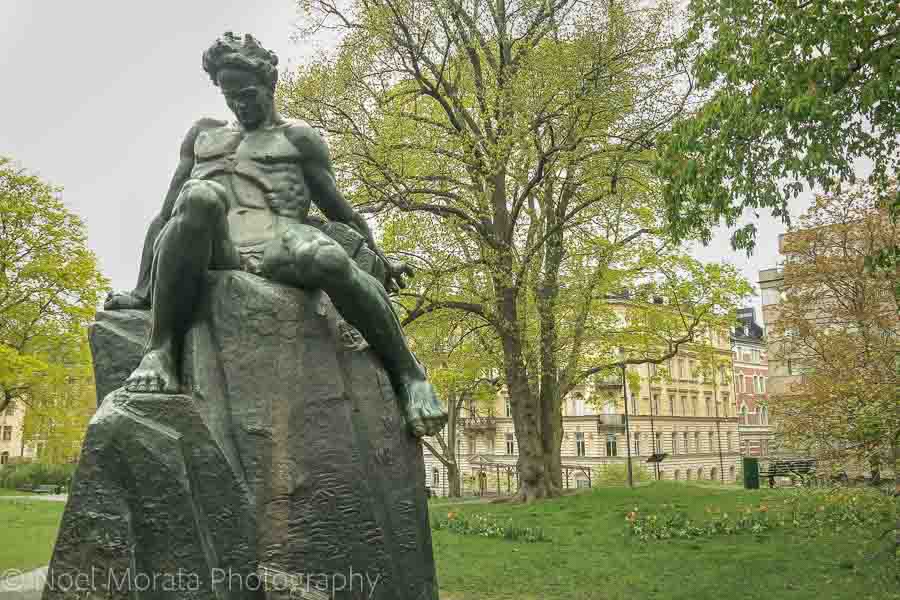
[[287, 124, 413, 291]]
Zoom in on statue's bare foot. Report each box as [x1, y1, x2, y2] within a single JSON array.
[[399, 379, 447, 437], [125, 348, 180, 394], [104, 290, 150, 311]]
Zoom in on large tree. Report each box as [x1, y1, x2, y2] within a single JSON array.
[[657, 0, 900, 250], [0, 158, 107, 440], [282, 0, 749, 500], [768, 182, 899, 478]]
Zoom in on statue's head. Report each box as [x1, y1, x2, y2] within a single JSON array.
[[202, 32, 279, 129]]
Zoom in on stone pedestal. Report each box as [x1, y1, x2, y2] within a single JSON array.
[[44, 271, 438, 600]]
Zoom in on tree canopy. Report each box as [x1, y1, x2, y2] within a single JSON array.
[[0, 157, 107, 457], [767, 181, 898, 475], [283, 0, 750, 500], [657, 0, 900, 250]]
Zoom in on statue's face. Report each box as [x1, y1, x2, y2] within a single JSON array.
[[217, 68, 273, 129]]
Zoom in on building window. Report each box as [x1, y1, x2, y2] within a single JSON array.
[[726, 432, 732, 451], [505, 399, 512, 417], [668, 396, 675, 415], [679, 359, 686, 379], [694, 432, 700, 452], [655, 432, 662, 453], [708, 431, 715, 451], [487, 436, 495, 454], [697, 467, 704, 480], [605, 433, 617, 457], [505, 433, 514, 455], [761, 406, 768, 424], [686, 468, 693, 480], [691, 397, 698, 416], [432, 468, 440, 488], [671, 432, 678, 454], [634, 433, 641, 456], [705, 397, 712, 416], [683, 432, 689, 453], [674, 469, 681, 480], [576, 478, 591, 489], [761, 377, 767, 393], [576, 432, 586, 457], [573, 394, 585, 416], [1, 426, 11, 442], [652, 394, 660, 415], [0, 451, 8, 465], [680, 396, 687, 415]]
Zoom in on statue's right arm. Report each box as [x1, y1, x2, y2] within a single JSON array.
[[107, 118, 226, 309]]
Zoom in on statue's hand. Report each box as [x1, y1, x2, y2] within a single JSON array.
[[104, 290, 150, 311], [383, 257, 415, 294], [398, 379, 448, 438]]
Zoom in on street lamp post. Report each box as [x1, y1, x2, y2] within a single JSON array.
[[621, 364, 634, 488]]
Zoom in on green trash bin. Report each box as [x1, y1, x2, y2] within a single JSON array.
[[743, 457, 760, 489]]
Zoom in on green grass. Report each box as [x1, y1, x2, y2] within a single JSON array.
[[431, 482, 898, 600], [0, 483, 895, 599], [0, 499, 64, 572]]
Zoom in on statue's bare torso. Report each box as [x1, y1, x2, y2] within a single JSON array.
[[192, 122, 312, 248]]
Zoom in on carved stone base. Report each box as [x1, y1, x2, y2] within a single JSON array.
[[45, 271, 438, 600]]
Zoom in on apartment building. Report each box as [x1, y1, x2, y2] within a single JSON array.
[[731, 307, 773, 457], [423, 316, 742, 496], [0, 400, 36, 466]]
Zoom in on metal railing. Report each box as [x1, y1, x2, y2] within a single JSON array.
[[596, 414, 626, 429], [460, 415, 498, 430]]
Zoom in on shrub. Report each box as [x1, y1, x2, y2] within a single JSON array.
[[0, 462, 76, 490], [627, 485, 898, 542], [432, 512, 548, 543], [594, 463, 652, 485]]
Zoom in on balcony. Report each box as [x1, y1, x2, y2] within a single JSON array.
[[596, 414, 626, 432], [739, 414, 769, 426], [593, 375, 623, 390], [460, 415, 497, 432]]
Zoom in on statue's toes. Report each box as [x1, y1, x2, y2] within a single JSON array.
[[423, 414, 447, 436], [126, 373, 146, 393], [407, 416, 427, 438]]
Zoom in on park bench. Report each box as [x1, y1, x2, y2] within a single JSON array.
[[33, 484, 62, 494], [759, 459, 817, 487]]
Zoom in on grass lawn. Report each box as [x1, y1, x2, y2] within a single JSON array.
[[0, 498, 64, 573], [431, 482, 898, 600]]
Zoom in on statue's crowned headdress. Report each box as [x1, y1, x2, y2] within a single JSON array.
[[202, 32, 279, 89]]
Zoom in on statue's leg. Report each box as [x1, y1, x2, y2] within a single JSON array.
[[125, 180, 238, 394], [261, 225, 447, 437], [104, 214, 162, 309]]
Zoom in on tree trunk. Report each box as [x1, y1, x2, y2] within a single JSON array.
[[536, 226, 565, 494], [496, 281, 551, 502], [447, 463, 461, 498]]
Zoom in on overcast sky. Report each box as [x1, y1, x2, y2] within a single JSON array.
[[1, 1, 804, 321]]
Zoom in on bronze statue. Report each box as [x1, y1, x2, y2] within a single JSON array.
[[106, 32, 446, 438]]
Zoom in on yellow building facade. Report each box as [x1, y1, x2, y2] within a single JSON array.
[[423, 317, 743, 496]]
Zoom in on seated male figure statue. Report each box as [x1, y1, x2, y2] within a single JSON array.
[[106, 32, 446, 438]]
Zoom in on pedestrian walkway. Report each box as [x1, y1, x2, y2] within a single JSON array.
[[0, 495, 66, 502], [0, 566, 47, 600]]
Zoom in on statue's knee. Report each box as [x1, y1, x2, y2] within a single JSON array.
[[313, 241, 352, 282], [175, 180, 227, 223]]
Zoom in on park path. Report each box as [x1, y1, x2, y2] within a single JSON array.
[[0, 566, 47, 600], [0, 495, 66, 502]]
